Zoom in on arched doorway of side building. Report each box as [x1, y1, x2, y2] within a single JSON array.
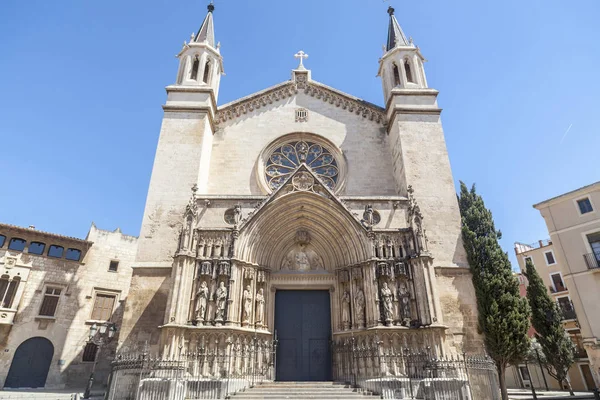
[[5, 337, 54, 388]]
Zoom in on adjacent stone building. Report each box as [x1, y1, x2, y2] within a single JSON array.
[[532, 181, 600, 388], [119, 3, 482, 383], [0, 223, 137, 389]]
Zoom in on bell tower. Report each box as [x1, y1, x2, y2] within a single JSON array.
[[175, 3, 224, 98], [379, 6, 467, 270], [378, 6, 427, 103], [135, 3, 223, 265]]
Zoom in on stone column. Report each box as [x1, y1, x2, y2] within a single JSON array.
[[410, 258, 432, 326]]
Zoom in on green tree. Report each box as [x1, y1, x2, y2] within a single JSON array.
[[523, 258, 575, 394], [458, 182, 531, 400]]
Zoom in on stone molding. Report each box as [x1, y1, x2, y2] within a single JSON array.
[[215, 80, 387, 126]]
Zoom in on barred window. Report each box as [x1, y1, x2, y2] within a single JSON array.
[[82, 342, 98, 362], [39, 287, 62, 317]]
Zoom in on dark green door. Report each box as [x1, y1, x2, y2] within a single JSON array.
[[275, 290, 332, 381]]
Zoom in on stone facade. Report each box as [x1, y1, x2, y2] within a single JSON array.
[[0, 223, 137, 389], [125, 4, 483, 373], [0, 5, 485, 391]]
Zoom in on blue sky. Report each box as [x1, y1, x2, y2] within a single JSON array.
[[1, 0, 599, 268]]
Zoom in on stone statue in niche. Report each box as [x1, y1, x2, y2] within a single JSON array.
[[255, 288, 265, 326], [200, 261, 212, 276], [280, 229, 325, 271], [398, 281, 411, 323], [341, 291, 351, 330], [214, 281, 228, 324], [242, 285, 253, 325], [295, 252, 310, 271], [195, 281, 209, 324], [381, 282, 394, 325], [354, 288, 365, 328]]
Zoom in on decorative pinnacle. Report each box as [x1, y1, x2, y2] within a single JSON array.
[[207, 2, 214, 12], [387, 6, 395, 16]]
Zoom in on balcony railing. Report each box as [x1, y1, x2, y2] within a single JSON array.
[[583, 252, 600, 270], [549, 285, 567, 294], [575, 346, 588, 359], [559, 302, 577, 321]]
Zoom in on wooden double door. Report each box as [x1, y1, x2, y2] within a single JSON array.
[[274, 290, 332, 381]]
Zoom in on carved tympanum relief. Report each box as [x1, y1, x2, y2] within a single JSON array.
[[280, 229, 324, 271]]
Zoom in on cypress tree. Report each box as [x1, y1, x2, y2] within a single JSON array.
[[458, 182, 531, 400], [523, 258, 575, 394]]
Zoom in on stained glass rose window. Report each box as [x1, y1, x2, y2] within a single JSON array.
[[265, 141, 339, 190]]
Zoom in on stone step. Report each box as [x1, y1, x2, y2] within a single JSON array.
[[233, 395, 364, 399], [0, 393, 77, 399], [232, 382, 365, 399], [241, 387, 353, 392]]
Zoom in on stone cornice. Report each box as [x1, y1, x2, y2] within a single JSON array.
[[386, 106, 442, 135], [384, 88, 439, 111], [215, 80, 387, 126], [162, 104, 216, 132]]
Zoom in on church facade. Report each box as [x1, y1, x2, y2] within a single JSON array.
[[118, 4, 482, 382]]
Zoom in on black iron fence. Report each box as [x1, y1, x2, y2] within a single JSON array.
[[106, 339, 276, 400], [332, 340, 500, 400]]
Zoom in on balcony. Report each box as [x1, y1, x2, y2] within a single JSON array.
[[559, 302, 577, 321], [583, 252, 600, 270], [574, 346, 588, 359], [549, 284, 567, 294]]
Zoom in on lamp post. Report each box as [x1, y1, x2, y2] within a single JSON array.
[[83, 322, 117, 399]]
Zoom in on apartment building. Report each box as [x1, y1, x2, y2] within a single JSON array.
[[531, 181, 600, 389], [508, 241, 595, 391]]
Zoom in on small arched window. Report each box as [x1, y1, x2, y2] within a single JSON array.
[[202, 59, 211, 84], [28, 242, 46, 255], [65, 248, 82, 261], [190, 57, 200, 81], [8, 238, 26, 252], [0, 235, 5, 248], [404, 59, 414, 83], [392, 63, 401, 87], [48, 245, 64, 258]]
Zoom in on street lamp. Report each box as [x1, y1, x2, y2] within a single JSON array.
[[83, 322, 117, 399], [531, 339, 549, 391]]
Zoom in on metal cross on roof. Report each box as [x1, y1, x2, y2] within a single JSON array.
[[294, 50, 308, 69]]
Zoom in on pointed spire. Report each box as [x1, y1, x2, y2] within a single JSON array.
[[386, 6, 409, 51], [194, 3, 215, 46]]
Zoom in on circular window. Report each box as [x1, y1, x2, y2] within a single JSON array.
[[224, 208, 236, 225], [265, 141, 339, 191]]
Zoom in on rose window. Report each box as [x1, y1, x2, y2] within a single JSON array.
[[265, 141, 339, 190]]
